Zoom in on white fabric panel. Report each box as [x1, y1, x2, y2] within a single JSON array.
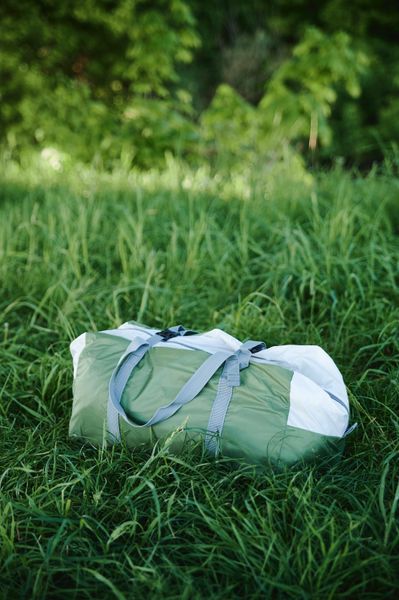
[[70, 333, 87, 378], [288, 372, 349, 437], [252, 345, 348, 408], [118, 323, 158, 334], [167, 328, 240, 353], [117, 324, 240, 354]]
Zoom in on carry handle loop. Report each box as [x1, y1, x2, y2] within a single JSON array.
[[222, 340, 265, 387], [107, 325, 195, 441], [109, 335, 266, 432], [204, 340, 265, 455], [109, 325, 195, 405], [110, 347, 233, 429]]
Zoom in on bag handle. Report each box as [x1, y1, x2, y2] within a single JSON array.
[[108, 329, 265, 445], [109, 349, 233, 431], [204, 340, 266, 456], [107, 325, 196, 441]]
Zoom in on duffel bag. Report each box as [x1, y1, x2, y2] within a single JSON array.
[[69, 321, 356, 466]]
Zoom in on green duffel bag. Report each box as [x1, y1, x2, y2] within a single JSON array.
[[69, 322, 356, 466]]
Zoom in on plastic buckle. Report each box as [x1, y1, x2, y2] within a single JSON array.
[[249, 342, 266, 354], [157, 329, 180, 341], [157, 326, 197, 341]]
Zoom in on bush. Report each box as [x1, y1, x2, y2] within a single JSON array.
[[0, 0, 199, 167]]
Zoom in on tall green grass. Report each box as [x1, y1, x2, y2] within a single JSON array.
[[0, 157, 398, 598]]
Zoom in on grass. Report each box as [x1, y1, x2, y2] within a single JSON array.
[[0, 156, 398, 598]]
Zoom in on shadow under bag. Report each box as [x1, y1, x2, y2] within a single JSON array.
[[69, 322, 356, 466]]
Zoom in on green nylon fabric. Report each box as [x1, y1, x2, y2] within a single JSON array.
[[69, 332, 344, 466]]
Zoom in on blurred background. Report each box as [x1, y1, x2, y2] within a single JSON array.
[[1, 0, 399, 175]]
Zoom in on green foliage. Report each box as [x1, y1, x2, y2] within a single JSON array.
[[259, 28, 369, 149], [2, 0, 399, 166], [200, 84, 312, 186], [0, 159, 399, 597], [191, 0, 399, 165], [201, 84, 257, 158], [120, 96, 199, 167], [200, 28, 367, 176], [329, 42, 399, 162], [0, 0, 199, 167]]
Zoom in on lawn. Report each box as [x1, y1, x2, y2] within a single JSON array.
[[0, 158, 398, 598]]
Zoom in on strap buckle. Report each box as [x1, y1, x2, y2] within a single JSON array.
[[248, 342, 266, 354], [157, 325, 197, 341]]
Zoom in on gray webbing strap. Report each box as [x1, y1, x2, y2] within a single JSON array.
[[107, 325, 197, 441], [107, 333, 162, 442], [204, 341, 265, 456], [109, 349, 232, 432], [108, 330, 266, 453], [108, 336, 232, 440]]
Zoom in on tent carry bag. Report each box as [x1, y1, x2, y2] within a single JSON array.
[[69, 322, 356, 466]]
